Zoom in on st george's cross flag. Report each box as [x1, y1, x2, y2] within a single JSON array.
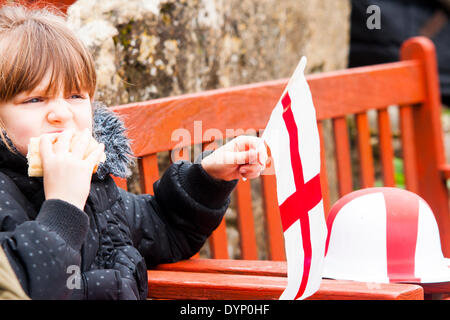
[[261, 57, 328, 300]]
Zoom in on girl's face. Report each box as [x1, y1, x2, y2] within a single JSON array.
[[0, 72, 93, 156]]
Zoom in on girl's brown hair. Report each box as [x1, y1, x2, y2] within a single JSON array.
[[0, 3, 97, 151]]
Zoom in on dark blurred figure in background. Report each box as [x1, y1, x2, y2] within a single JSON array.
[[349, 0, 450, 106]]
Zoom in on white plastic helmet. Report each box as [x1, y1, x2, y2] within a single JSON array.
[[323, 187, 450, 283]]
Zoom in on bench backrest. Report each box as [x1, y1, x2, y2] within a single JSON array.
[[111, 36, 450, 260]]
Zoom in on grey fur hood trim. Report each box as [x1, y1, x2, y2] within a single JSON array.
[[92, 101, 135, 179], [0, 101, 134, 180]]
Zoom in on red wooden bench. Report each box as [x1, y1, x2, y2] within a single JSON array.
[[150, 259, 424, 300], [111, 36, 449, 300]]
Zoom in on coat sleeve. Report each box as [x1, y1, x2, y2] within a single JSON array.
[[121, 151, 238, 268], [0, 174, 89, 299]]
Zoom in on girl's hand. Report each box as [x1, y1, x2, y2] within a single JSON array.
[[40, 129, 105, 210], [201, 135, 269, 181]]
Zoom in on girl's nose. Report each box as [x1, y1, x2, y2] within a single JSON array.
[[46, 99, 73, 124]]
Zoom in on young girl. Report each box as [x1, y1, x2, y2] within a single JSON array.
[[0, 4, 267, 299]]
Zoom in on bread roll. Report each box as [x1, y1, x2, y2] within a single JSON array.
[[26, 132, 106, 177]]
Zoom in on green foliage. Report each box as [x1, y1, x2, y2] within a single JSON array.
[[113, 20, 135, 49], [394, 157, 405, 189], [443, 108, 450, 116]]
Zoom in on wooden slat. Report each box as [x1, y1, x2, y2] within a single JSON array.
[[261, 174, 285, 261], [259, 131, 285, 261], [312, 280, 423, 300], [156, 258, 286, 277], [138, 154, 159, 195], [148, 270, 285, 300], [111, 176, 128, 191], [332, 117, 353, 196], [208, 219, 229, 259], [169, 145, 198, 258], [111, 61, 425, 157], [156, 259, 450, 296], [419, 282, 450, 295], [308, 60, 426, 120], [318, 121, 331, 216], [356, 112, 375, 188], [147, 270, 424, 300], [399, 105, 419, 193], [235, 179, 258, 260], [171, 145, 194, 260], [377, 108, 396, 187], [199, 141, 224, 259], [440, 164, 450, 179], [189, 149, 201, 260], [171, 146, 190, 162]]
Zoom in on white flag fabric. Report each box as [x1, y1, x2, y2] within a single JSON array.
[[262, 57, 327, 300]]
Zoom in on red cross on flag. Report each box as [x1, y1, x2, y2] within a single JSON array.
[[262, 57, 327, 300]]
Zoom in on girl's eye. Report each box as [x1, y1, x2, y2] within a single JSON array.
[[70, 94, 85, 99], [24, 97, 43, 104]]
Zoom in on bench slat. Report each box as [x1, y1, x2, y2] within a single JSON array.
[[156, 258, 287, 276], [156, 259, 450, 296], [138, 154, 159, 195], [356, 112, 375, 188], [309, 60, 426, 120], [440, 164, 450, 179], [208, 219, 229, 259], [148, 270, 285, 300], [235, 179, 258, 260], [318, 121, 331, 217], [200, 141, 229, 259], [377, 108, 396, 187], [171, 146, 190, 162], [112, 176, 128, 191], [399, 104, 419, 193], [261, 174, 285, 261], [333, 117, 353, 196], [147, 270, 424, 300]]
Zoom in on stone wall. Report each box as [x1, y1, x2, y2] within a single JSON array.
[[67, 0, 351, 259], [67, 0, 350, 105]]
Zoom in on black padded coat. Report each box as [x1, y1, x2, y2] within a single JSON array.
[[0, 103, 237, 300]]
